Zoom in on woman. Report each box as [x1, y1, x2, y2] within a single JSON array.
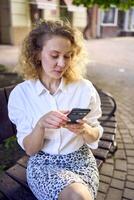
[[8, 20, 103, 200]]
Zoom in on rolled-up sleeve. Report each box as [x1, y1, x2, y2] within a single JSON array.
[[85, 85, 103, 149], [8, 88, 33, 150]]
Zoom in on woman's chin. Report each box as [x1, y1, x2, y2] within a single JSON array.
[[53, 71, 63, 78]]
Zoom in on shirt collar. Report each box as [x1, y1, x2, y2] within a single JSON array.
[[35, 78, 67, 96], [58, 77, 67, 93]]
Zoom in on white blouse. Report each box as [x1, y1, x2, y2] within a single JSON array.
[[8, 78, 103, 155]]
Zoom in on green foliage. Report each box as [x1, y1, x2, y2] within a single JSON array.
[[0, 165, 6, 174], [4, 136, 17, 150], [73, 0, 134, 9], [0, 64, 7, 72]]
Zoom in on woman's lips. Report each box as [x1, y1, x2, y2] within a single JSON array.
[[54, 70, 63, 74]]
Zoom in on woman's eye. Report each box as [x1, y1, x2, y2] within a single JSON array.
[[51, 55, 58, 59], [51, 54, 71, 59], [64, 55, 71, 59]]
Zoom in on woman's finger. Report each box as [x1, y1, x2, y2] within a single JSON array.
[[76, 119, 87, 124]]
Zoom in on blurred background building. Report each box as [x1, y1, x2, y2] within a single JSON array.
[[0, 0, 134, 45]]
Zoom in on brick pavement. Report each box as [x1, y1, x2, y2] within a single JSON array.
[[86, 37, 134, 200], [0, 37, 134, 200]]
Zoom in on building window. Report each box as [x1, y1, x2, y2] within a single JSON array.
[[128, 8, 134, 30], [101, 6, 118, 26]]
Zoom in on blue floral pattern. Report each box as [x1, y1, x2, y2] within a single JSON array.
[[27, 145, 99, 200]]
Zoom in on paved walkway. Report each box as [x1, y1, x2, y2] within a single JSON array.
[[86, 37, 134, 200], [0, 37, 134, 200]]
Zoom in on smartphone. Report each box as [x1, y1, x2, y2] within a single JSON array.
[[67, 108, 91, 123]]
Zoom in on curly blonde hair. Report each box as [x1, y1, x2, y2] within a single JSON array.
[[16, 20, 89, 83]]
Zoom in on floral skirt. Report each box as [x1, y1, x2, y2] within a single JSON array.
[[27, 144, 99, 200]]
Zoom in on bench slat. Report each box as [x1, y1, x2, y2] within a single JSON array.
[[6, 164, 28, 188], [103, 127, 116, 134], [98, 140, 112, 150], [17, 155, 29, 168], [92, 148, 109, 160], [0, 173, 36, 200], [100, 121, 117, 128], [101, 102, 114, 106], [102, 110, 115, 115], [101, 108, 115, 114], [4, 85, 15, 101], [101, 133, 115, 142], [0, 88, 15, 143], [99, 116, 116, 122]]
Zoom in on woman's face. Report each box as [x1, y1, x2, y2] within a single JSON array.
[[40, 36, 73, 80]]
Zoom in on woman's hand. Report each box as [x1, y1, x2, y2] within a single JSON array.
[[63, 119, 87, 135], [64, 119, 100, 143], [23, 110, 69, 155], [37, 110, 69, 129]]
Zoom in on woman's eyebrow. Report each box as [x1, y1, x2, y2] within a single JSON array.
[[49, 50, 59, 53], [50, 50, 73, 54]]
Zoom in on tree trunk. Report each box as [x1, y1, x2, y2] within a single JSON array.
[[83, 8, 92, 40], [83, 5, 98, 40]]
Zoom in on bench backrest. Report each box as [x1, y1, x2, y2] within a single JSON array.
[[0, 85, 117, 143], [0, 84, 117, 170], [0, 85, 16, 143]]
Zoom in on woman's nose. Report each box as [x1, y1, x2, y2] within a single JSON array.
[[57, 57, 65, 67]]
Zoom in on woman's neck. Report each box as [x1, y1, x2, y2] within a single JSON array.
[[40, 77, 61, 94]]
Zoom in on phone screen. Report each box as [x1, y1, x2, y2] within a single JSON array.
[[67, 108, 91, 123]]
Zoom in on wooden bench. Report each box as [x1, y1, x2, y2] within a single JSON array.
[[0, 85, 117, 200]]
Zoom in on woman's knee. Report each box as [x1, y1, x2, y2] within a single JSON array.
[[58, 183, 93, 200]]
